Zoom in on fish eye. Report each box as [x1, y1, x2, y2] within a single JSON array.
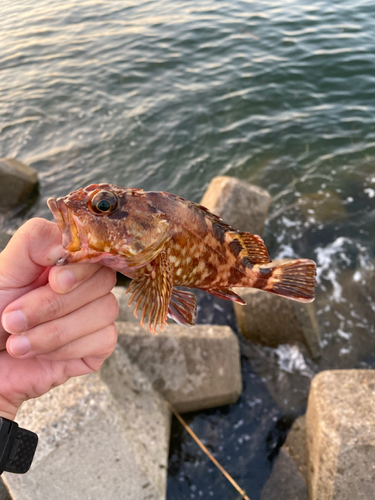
[[90, 190, 118, 215]]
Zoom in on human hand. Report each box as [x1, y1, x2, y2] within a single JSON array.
[[0, 218, 118, 420]]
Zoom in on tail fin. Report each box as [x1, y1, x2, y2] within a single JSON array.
[[261, 259, 317, 303]]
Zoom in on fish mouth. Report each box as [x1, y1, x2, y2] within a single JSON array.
[[47, 197, 82, 252]]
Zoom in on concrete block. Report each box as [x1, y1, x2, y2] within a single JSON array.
[[234, 266, 320, 359], [261, 449, 308, 500], [0, 158, 38, 212], [3, 345, 170, 500], [112, 286, 138, 323], [306, 370, 375, 500], [261, 415, 308, 500], [0, 480, 10, 500], [115, 322, 242, 413], [200, 176, 271, 235]]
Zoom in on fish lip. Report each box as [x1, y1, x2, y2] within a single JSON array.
[[47, 197, 81, 251]]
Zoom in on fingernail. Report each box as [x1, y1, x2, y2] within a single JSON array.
[[2, 310, 27, 334], [56, 269, 76, 292], [9, 335, 31, 356]]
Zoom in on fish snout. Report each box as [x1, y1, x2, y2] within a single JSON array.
[[47, 197, 82, 251]]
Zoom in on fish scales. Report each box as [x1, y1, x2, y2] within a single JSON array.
[[145, 191, 250, 288], [47, 183, 317, 333]]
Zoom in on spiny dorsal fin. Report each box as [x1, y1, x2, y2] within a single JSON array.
[[227, 232, 272, 266]]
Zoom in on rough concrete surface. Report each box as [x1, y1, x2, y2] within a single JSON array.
[[2, 320, 242, 500], [261, 416, 308, 500], [115, 321, 242, 413], [3, 345, 170, 500], [200, 176, 271, 235], [306, 370, 375, 500], [112, 286, 138, 323], [0, 480, 10, 500], [261, 448, 308, 500], [234, 262, 320, 359], [283, 415, 308, 483], [0, 158, 38, 212]]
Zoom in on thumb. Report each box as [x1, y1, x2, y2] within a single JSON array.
[[0, 218, 64, 290]]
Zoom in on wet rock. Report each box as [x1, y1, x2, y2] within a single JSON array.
[[306, 370, 375, 500], [233, 261, 320, 359], [0, 233, 12, 252], [261, 415, 308, 500], [200, 176, 271, 235], [0, 158, 38, 212], [115, 322, 242, 413], [4, 346, 170, 500]]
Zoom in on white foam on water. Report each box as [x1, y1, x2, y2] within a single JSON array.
[[315, 236, 352, 302], [275, 344, 313, 378]]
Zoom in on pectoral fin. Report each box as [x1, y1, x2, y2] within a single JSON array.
[[126, 251, 173, 333], [167, 289, 197, 326]]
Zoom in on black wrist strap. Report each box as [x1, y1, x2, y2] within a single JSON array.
[[0, 418, 38, 474]]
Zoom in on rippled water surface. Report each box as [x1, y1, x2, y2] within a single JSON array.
[[1, 0, 375, 498]]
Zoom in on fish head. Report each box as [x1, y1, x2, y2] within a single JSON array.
[[47, 183, 169, 268]]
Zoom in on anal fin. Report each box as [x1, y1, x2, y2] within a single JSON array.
[[204, 287, 246, 305], [126, 252, 173, 333], [167, 289, 197, 326]]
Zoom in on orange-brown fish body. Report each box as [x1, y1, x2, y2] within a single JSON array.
[[48, 183, 317, 332]]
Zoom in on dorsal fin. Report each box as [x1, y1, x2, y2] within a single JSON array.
[[190, 200, 237, 231], [227, 232, 271, 266]]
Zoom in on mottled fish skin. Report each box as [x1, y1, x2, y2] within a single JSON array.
[[47, 183, 317, 333], [143, 192, 266, 289]]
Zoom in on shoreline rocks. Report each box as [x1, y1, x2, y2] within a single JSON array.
[[306, 370, 375, 500], [0, 158, 38, 213], [234, 277, 320, 360], [3, 319, 242, 500], [114, 321, 242, 413], [261, 416, 308, 500], [4, 174, 375, 500], [262, 370, 375, 500], [200, 175, 271, 235]]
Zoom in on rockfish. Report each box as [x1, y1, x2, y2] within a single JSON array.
[[47, 183, 317, 333]]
